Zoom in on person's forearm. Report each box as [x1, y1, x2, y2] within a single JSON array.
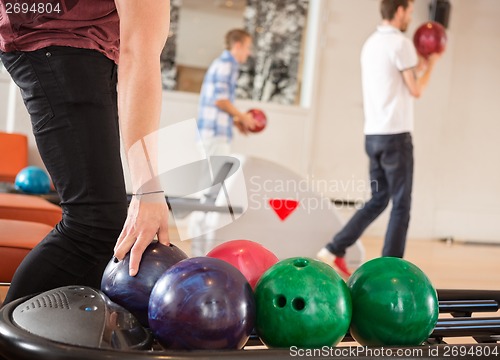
[[215, 99, 245, 122], [114, 0, 170, 193], [416, 61, 436, 94], [118, 56, 163, 193], [403, 60, 437, 99]]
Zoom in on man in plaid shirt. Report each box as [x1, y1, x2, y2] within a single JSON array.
[[190, 29, 257, 256], [197, 29, 257, 156]]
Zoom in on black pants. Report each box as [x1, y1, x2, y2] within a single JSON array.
[[326, 132, 413, 258], [0, 46, 128, 303]]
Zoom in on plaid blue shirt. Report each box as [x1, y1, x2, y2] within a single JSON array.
[[197, 50, 239, 142]]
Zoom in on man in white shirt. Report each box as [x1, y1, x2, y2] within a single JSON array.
[[318, 0, 441, 278]]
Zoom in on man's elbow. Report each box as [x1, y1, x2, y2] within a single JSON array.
[[410, 88, 422, 98], [215, 99, 229, 108]]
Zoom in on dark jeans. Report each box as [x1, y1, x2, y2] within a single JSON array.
[[0, 46, 128, 303], [326, 132, 413, 258]]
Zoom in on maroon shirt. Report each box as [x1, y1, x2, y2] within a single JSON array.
[[0, 0, 119, 63]]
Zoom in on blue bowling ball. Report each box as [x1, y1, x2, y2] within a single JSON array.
[[14, 166, 51, 194], [148, 257, 256, 350], [101, 241, 188, 327]]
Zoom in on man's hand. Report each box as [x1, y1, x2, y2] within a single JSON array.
[[403, 50, 441, 98], [417, 52, 442, 73], [114, 193, 170, 276], [235, 112, 257, 134], [427, 52, 442, 67], [214, 99, 258, 134]]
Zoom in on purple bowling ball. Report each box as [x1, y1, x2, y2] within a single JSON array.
[[148, 257, 256, 350], [101, 241, 188, 327]]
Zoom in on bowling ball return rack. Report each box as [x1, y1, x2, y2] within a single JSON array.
[[0, 288, 499, 360]]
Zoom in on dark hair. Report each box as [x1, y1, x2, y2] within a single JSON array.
[[380, 0, 414, 20], [225, 29, 251, 50]]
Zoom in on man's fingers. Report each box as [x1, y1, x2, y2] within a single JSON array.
[[114, 231, 136, 260], [157, 225, 170, 246], [128, 233, 155, 276]]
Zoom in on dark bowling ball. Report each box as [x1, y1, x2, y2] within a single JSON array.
[[101, 241, 188, 327], [247, 108, 267, 133], [148, 257, 256, 350], [413, 21, 447, 58]]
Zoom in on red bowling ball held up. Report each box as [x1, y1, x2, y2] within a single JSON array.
[[413, 21, 447, 58], [207, 239, 279, 289], [247, 108, 268, 133]]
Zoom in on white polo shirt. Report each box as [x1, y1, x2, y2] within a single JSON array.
[[361, 25, 418, 135]]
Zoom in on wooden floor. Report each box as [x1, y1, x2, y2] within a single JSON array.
[[174, 233, 500, 291], [359, 236, 500, 291], [2, 233, 499, 302]]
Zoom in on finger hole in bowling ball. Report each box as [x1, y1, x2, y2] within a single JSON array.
[[293, 258, 308, 268], [274, 295, 287, 308], [292, 297, 305, 311]]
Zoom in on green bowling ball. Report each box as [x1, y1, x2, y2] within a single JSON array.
[[254, 257, 351, 348], [347, 257, 438, 346]]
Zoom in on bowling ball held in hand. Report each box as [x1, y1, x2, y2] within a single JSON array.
[[247, 108, 267, 133]]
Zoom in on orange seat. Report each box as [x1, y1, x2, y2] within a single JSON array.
[[0, 132, 28, 183], [0, 193, 62, 227], [0, 219, 52, 283]]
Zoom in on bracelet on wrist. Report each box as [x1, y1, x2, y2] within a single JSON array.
[[131, 190, 164, 196]]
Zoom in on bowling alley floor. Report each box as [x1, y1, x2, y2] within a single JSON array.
[[2, 226, 498, 302], [362, 236, 500, 291], [1, 229, 498, 299], [119, 224, 500, 291], [172, 230, 500, 291]]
